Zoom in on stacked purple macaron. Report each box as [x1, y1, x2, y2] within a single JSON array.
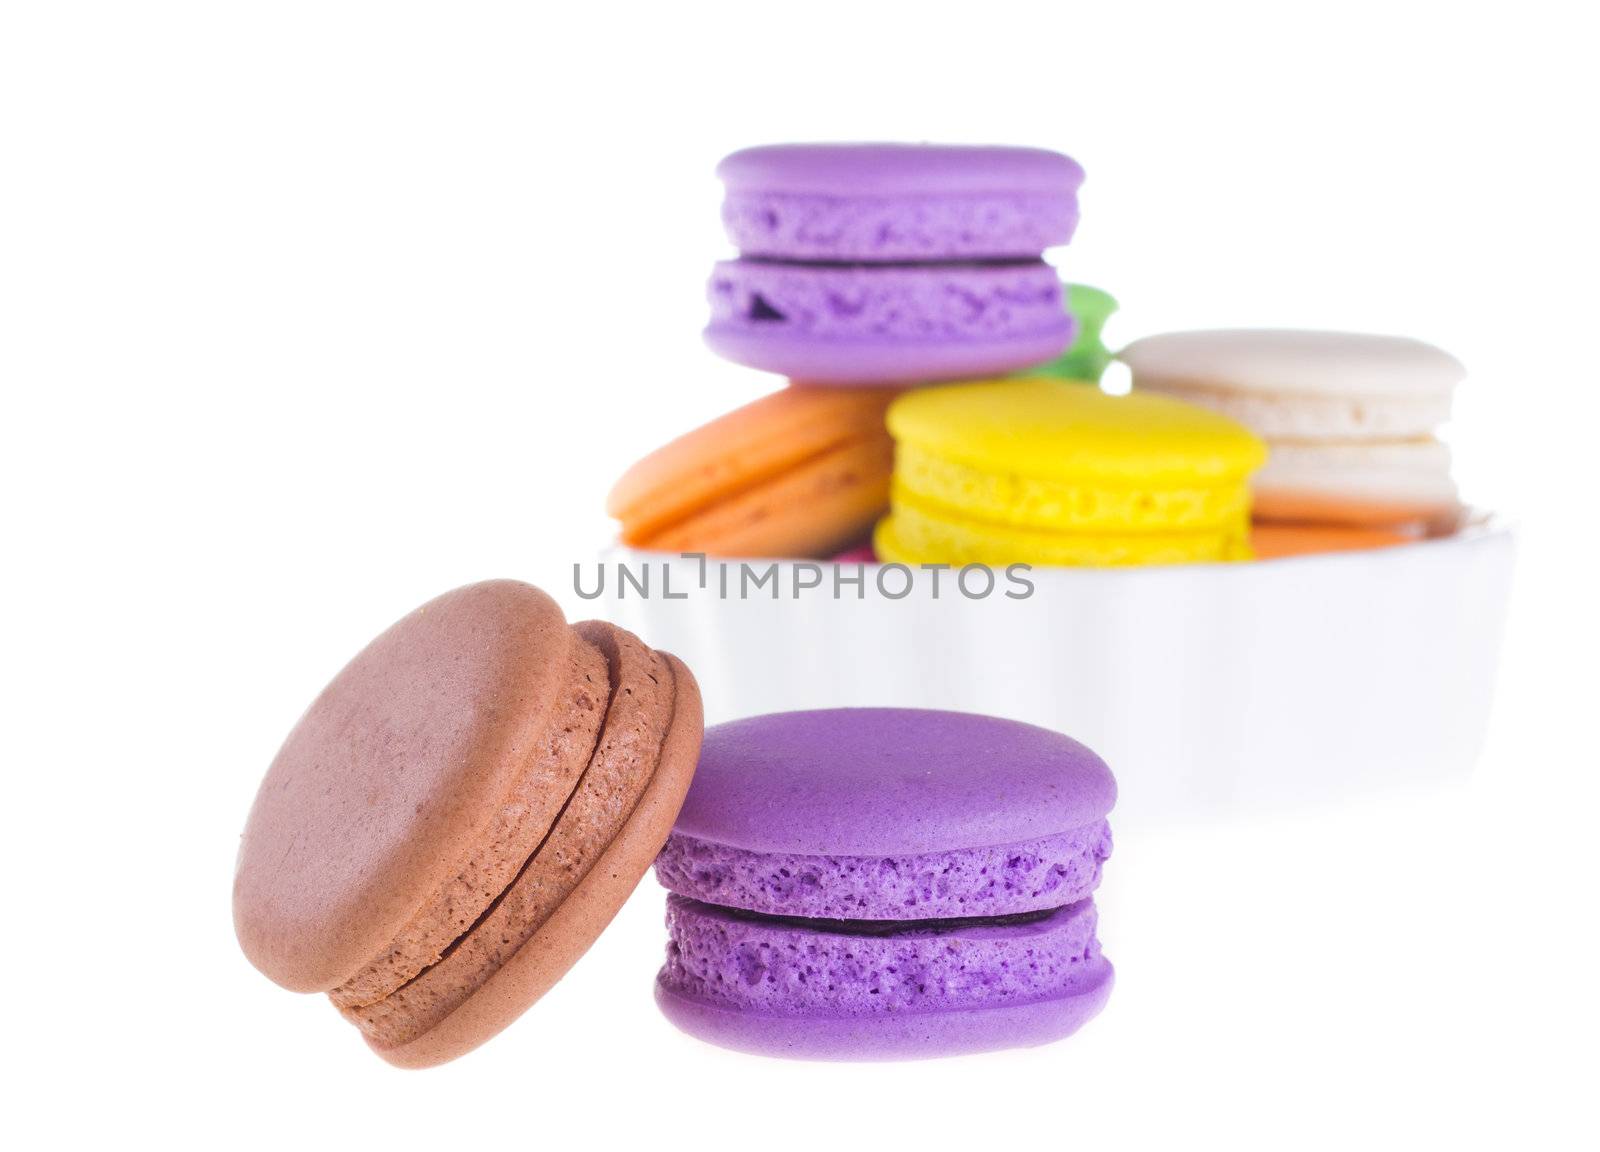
[[705, 144, 1085, 385], [653, 708, 1116, 1059]]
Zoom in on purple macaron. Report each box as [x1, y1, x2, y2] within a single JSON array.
[[705, 144, 1084, 385], [653, 708, 1116, 1060]]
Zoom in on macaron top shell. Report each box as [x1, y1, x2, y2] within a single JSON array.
[[671, 708, 1115, 856], [717, 143, 1086, 197], [717, 143, 1083, 260], [1119, 329, 1466, 399], [233, 581, 588, 993], [888, 378, 1267, 485], [606, 385, 898, 544]]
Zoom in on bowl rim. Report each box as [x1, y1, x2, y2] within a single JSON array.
[[604, 508, 1514, 581]]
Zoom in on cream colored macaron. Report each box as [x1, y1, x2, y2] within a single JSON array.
[[1252, 438, 1456, 525], [1119, 329, 1465, 526]]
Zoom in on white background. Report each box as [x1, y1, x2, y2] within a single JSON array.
[[3, 2, 1596, 1148]]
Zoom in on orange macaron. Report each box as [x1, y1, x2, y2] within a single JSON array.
[[1250, 521, 1420, 560], [607, 385, 899, 558]]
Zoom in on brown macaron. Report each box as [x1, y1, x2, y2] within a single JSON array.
[[233, 580, 703, 1068]]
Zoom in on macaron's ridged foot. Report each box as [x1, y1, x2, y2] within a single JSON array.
[[654, 823, 1112, 922], [892, 440, 1252, 535], [661, 896, 1103, 1014], [703, 263, 1077, 386], [881, 498, 1241, 567]]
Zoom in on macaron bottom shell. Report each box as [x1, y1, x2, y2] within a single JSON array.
[[656, 973, 1113, 1061], [654, 820, 1111, 922], [705, 321, 1075, 386], [1252, 439, 1459, 528], [656, 897, 1112, 1060], [876, 500, 1250, 567], [635, 435, 893, 558], [1253, 488, 1460, 529], [607, 385, 900, 559]]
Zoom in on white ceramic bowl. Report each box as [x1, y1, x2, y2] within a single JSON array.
[[597, 516, 1513, 827]]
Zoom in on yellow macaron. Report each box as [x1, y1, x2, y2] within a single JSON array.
[[875, 378, 1267, 566]]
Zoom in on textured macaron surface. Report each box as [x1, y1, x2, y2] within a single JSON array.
[[656, 821, 1111, 921], [707, 260, 1071, 350], [717, 143, 1083, 260], [892, 439, 1254, 533], [668, 709, 1115, 857], [875, 502, 1247, 567], [661, 896, 1106, 1018]]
